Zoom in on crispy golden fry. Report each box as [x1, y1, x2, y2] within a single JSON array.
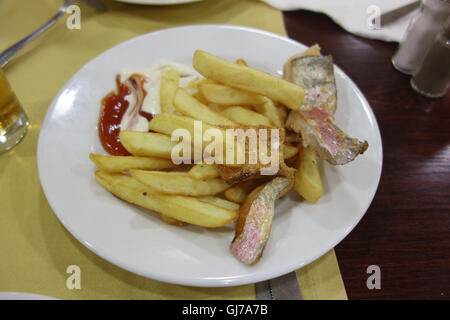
[[130, 170, 230, 196], [224, 179, 266, 204], [160, 69, 179, 114], [206, 103, 227, 113], [191, 91, 209, 105], [294, 144, 323, 203], [89, 153, 176, 173], [185, 78, 215, 94], [173, 88, 237, 126], [149, 113, 222, 148], [119, 131, 179, 159], [199, 82, 265, 106], [283, 145, 298, 160], [198, 196, 240, 211], [193, 50, 305, 111], [157, 213, 188, 226], [220, 106, 272, 127], [189, 163, 220, 180], [95, 171, 237, 227], [252, 97, 283, 128], [199, 82, 282, 127], [149, 113, 244, 163], [236, 59, 248, 67], [276, 102, 288, 123]]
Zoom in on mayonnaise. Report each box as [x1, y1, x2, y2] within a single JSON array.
[[119, 61, 198, 132]]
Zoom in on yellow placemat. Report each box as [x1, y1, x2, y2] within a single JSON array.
[[0, 0, 346, 300]]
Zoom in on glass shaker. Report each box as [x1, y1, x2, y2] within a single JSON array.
[[392, 0, 450, 75], [410, 18, 450, 97]]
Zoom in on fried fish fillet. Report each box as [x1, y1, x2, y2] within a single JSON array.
[[230, 177, 291, 265], [284, 45, 368, 165]]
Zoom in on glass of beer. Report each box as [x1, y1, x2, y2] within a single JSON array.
[[0, 68, 29, 153]]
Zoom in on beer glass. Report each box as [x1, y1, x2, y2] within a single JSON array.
[[0, 68, 29, 153]]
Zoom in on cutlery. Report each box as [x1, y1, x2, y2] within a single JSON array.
[[0, 0, 106, 68]]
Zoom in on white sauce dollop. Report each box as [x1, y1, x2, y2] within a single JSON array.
[[119, 61, 198, 132]]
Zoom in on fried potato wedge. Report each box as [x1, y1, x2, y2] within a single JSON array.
[[189, 163, 220, 180], [221, 106, 272, 127], [174, 88, 237, 126], [199, 82, 265, 106], [157, 213, 188, 227], [160, 69, 179, 114], [95, 171, 237, 227], [89, 153, 176, 173], [149, 110, 225, 140], [294, 145, 323, 203], [198, 196, 240, 211], [193, 50, 305, 111], [224, 179, 267, 204], [130, 170, 230, 196], [119, 131, 178, 159], [191, 91, 209, 105], [252, 97, 283, 128]]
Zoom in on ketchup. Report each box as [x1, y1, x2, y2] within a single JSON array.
[[98, 74, 152, 156]]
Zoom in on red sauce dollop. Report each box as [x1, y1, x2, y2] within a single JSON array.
[[98, 74, 152, 156]]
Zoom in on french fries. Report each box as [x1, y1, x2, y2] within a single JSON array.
[[193, 50, 305, 111], [294, 144, 323, 203], [224, 179, 266, 204], [173, 88, 237, 126], [149, 112, 220, 139], [89, 153, 176, 173], [92, 48, 333, 265], [189, 163, 220, 180], [199, 82, 265, 106], [220, 106, 272, 127], [252, 97, 283, 128], [199, 82, 282, 127], [120, 131, 178, 159], [198, 196, 240, 211], [160, 69, 179, 114], [149, 113, 245, 164], [130, 170, 230, 196], [157, 213, 188, 226], [95, 171, 237, 227]]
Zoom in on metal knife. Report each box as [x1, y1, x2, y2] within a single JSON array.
[[0, 0, 106, 68]]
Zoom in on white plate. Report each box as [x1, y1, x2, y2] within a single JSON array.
[[37, 25, 383, 287], [113, 0, 203, 5], [0, 292, 58, 300]]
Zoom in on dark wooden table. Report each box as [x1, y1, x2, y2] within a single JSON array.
[[283, 10, 450, 300]]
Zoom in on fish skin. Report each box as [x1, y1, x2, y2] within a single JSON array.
[[230, 177, 291, 265], [284, 53, 368, 165]]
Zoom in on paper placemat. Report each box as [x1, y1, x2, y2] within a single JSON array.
[[0, 0, 346, 300]]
